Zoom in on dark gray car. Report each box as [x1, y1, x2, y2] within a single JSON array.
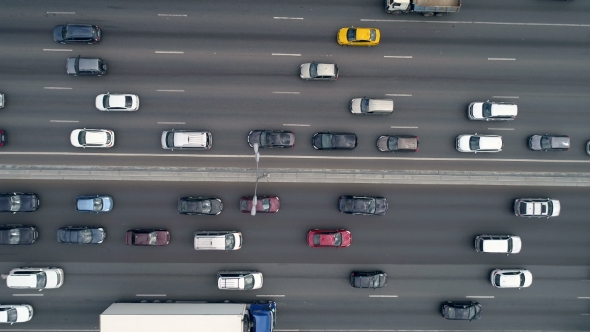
[[66, 56, 107, 76], [312, 132, 357, 150], [0, 225, 38, 245], [57, 226, 105, 244], [339, 196, 388, 216], [350, 271, 387, 289], [248, 130, 295, 148], [528, 134, 570, 151], [377, 135, 419, 152], [0, 193, 39, 213], [178, 197, 223, 215], [53, 24, 101, 44], [441, 301, 482, 321]]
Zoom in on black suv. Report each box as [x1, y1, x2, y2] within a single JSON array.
[[441, 301, 482, 321], [350, 271, 387, 289], [0, 225, 38, 245], [66, 56, 107, 76], [53, 24, 101, 44]]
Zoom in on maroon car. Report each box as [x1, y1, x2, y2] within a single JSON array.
[[307, 229, 352, 248], [126, 229, 170, 246], [239, 196, 280, 213]]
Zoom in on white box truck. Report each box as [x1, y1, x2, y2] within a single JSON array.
[[385, 0, 461, 16], [100, 301, 276, 332]]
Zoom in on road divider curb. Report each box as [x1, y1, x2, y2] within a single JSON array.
[[0, 165, 589, 187]]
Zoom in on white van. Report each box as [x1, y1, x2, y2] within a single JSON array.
[[350, 98, 394, 115], [217, 271, 263, 290], [6, 267, 64, 289], [194, 231, 242, 250], [468, 101, 517, 121], [161, 130, 212, 150], [474, 235, 521, 254]]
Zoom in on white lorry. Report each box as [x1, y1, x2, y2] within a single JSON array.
[[100, 301, 276, 332], [385, 0, 461, 16]]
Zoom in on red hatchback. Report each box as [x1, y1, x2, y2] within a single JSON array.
[[240, 196, 280, 213], [126, 229, 170, 246], [307, 229, 352, 248]]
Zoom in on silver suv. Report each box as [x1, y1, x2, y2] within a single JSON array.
[[514, 198, 560, 218], [6, 267, 64, 290], [217, 271, 263, 290]]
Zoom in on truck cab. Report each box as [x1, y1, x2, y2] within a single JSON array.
[[250, 301, 276, 332]]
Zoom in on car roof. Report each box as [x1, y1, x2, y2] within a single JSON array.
[[478, 136, 503, 149], [107, 95, 128, 107], [490, 103, 518, 117], [550, 136, 570, 148], [173, 131, 209, 147], [84, 131, 108, 144], [316, 63, 336, 76]]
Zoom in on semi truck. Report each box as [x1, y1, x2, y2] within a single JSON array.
[[100, 301, 276, 332], [385, 0, 461, 16]]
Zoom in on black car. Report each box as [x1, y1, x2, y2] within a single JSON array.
[[0, 225, 38, 245], [350, 271, 387, 289], [0, 193, 40, 213], [441, 301, 482, 321], [57, 226, 105, 244], [528, 134, 570, 151], [312, 132, 357, 150], [53, 24, 101, 44], [248, 130, 295, 148], [0, 130, 5, 146], [178, 197, 223, 215], [377, 135, 419, 152], [338, 196, 388, 216]]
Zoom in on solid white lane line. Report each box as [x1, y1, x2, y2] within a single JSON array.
[[47, 11, 75, 14], [488, 58, 516, 61], [158, 14, 187, 17], [274, 17, 304, 20], [488, 128, 515, 131], [391, 126, 418, 129], [155, 51, 184, 54], [360, 19, 590, 27], [43, 49, 72, 52], [156, 89, 184, 92], [466, 296, 495, 299], [385, 94, 412, 97], [2, 152, 590, 164], [493, 96, 519, 99], [13, 294, 44, 296], [272, 53, 301, 56], [44, 87, 72, 90], [283, 124, 310, 127], [157, 122, 185, 125], [273, 91, 300, 94], [384, 56, 412, 59], [136, 294, 166, 297], [369, 295, 398, 298], [256, 295, 285, 297], [50, 120, 78, 123]]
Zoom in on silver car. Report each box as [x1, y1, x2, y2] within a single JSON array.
[[300, 62, 338, 81], [514, 198, 560, 218], [217, 271, 263, 290], [76, 195, 113, 213]]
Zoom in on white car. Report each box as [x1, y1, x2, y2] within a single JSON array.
[[0, 304, 33, 324], [475, 235, 522, 254], [468, 101, 517, 121], [217, 271, 263, 290], [6, 267, 64, 289], [95, 93, 139, 111], [490, 269, 532, 288], [514, 198, 560, 218], [456, 134, 502, 153], [70, 129, 115, 148], [299, 62, 338, 81]]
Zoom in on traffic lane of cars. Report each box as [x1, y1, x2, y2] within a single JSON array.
[[0, 180, 589, 265]]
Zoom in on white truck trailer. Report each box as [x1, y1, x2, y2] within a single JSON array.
[[100, 302, 276, 332], [385, 0, 461, 16]]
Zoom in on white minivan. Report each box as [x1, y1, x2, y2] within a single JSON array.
[[193, 231, 242, 250], [475, 235, 521, 254], [217, 271, 263, 290], [6, 267, 64, 290]]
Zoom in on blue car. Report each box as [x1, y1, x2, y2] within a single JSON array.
[[76, 195, 113, 213]]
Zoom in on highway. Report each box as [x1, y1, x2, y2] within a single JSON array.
[[1, 0, 590, 330]]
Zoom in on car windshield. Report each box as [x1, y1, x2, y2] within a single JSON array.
[[547, 202, 553, 215], [125, 96, 132, 108], [224, 234, 235, 250], [78, 131, 87, 144], [243, 275, 255, 290], [198, 200, 211, 213], [9, 228, 20, 244], [469, 136, 481, 150], [148, 232, 158, 245], [261, 198, 270, 211], [347, 28, 357, 41], [165, 132, 174, 147], [494, 274, 501, 286], [8, 195, 22, 212], [540, 136, 551, 150], [370, 29, 376, 41], [92, 198, 103, 211], [520, 273, 526, 286], [467, 306, 475, 319], [80, 229, 93, 244], [105, 132, 112, 144], [371, 276, 380, 288], [240, 199, 249, 211], [360, 98, 369, 113], [387, 137, 399, 150], [333, 233, 342, 246], [309, 63, 318, 78], [4, 308, 17, 323], [508, 239, 513, 252], [36, 272, 47, 288], [259, 132, 269, 146], [321, 134, 333, 148], [482, 102, 493, 117], [103, 95, 110, 108]]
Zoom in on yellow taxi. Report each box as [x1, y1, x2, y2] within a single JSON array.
[[337, 27, 380, 46]]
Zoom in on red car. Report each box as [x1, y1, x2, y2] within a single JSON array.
[[240, 196, 280, 213], [307, 229, 352, 248], [126, 229, 170, 246]]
